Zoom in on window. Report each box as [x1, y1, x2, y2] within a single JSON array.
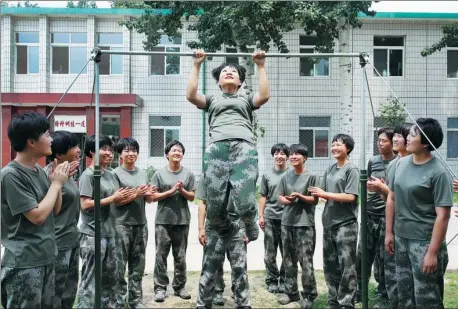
[[51, 32, 88, 74], [15, 32, 39, 74], [97, 33, 123, 75], [299, 116, 331, 158], [299, 36, 329, 77], [150, 35, 181, 75], [447, 118, 458, 159], [447, 41, 458, 78], [225, 47, 255, 75], [149, 116, 181, 157], [100, 116, 120, 168], [373, 36, 404, 77]]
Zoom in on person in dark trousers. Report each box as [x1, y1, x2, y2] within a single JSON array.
[[1, 112, 69, 309], [258, 143, 289, 294]]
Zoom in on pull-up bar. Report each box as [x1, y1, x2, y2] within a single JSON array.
[[94, 47, 366, 59]]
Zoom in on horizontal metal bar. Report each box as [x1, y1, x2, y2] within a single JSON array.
[[97, 49, 363, 58]]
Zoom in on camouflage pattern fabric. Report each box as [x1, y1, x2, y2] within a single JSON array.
[[323, 221, 358, 308], [197, 227, 251, 308], [1, 263, 55, 309], [282, 225, 317, 302], [116, 224, 148, 308], [77, 234, 118, 308], [202, 140, 259, 244], [153, 224, 189, 293], [395, 235, 449, 309], [356, 216, 388, 304], [54, 247, 79, 309], [384, 247, 398, 309], [264, 218, 285, 287]]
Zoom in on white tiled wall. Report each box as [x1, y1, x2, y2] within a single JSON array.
[[1, 14, 458, 177]]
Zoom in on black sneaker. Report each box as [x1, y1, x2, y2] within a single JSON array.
[[154, 289, 166, 302], [212, 292, 225, 306], [278, 283, 285, 293], [278, 294, 300, 305], [267, 284, 278, 293]]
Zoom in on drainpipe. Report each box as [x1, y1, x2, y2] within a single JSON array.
[[201, 61, 206, 174]]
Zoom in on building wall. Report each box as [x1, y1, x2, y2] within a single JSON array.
[[1, 13, 457, 178]]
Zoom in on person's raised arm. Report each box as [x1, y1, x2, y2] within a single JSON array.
[[252, 50, 270, 108], [186, 50, 207, 108]]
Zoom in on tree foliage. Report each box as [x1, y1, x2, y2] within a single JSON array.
[[67, 1, 97, 8], [1, 1, 38, 7], [421, 23, 458, 56], [379, 97, 407, 128]]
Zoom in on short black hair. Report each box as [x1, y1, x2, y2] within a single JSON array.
[[84, 135, 113, 158], [413, 118, 444, 151], [47, 131, 79, 161], [115, 137, 139, 154], [289, 143, 308, 158], [7, 111, 50, 152], [393, 123, 413, 145], [211, 63, 246, 90], [377, 127, 394, 144], [165, 140, 185, 156], [332, 133, 355, 155], [271, 143, 290, 157]]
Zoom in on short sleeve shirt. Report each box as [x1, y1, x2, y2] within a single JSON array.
[[151, 166, 196, 225], [201, 93, 258, 144], [1, 161, 57, 267], [259, 168, 289, 220], [367, 155, 396, 216], [321, 162, 360, 229]]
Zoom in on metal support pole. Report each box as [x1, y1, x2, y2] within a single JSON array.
[[93, 48, 102, 309], [201, 61, 207, 173], [359, 53, 369, 309]]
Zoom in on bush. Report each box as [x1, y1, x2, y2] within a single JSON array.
[[145, 166, 156, 182]]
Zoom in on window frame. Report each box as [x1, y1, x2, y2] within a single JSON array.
[[446, 44, 458, 79], [15, 31, 40, 75], [373, 36, 405, 78], [149, 34, 182, 76], [149, 126, 181, 158], [447, 117, 458, 159], [299, 35, 330, 78], [97, 32, 124, 76], [51, 32, 88, 75], [298, 116, 331, 158]]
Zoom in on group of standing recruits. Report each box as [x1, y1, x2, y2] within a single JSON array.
[[1, 50, 458, 309]]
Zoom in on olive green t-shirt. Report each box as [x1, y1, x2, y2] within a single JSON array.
[[321, 162, 360, 229], [277, 170, 318, 227], [78, 167, 117, 237], [112, 166, 149, 225], [260, 168, 289, 220], [151, 166, 196, 225], [389, 155, 453, 240], [200, 93, 259, 144], [44, 164, 80, 250], [385, 156, 399, 187], [1, 161, 57, 268], [367, 155, 396, 216]]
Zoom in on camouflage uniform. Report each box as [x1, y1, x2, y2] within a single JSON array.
[[77, 234, 118, 308], [1, 264, 55, 309], [263, 219, 285, 288], [197, 226, 251, 308], [282, 225, 317, 303], [323, 221, 358, 308], [54, 248, 79, 309], [202, 140, 259, 248], [153, 224, 189, 292], [384, 246, 398, 309], [116, 224, 148, 308], [395, 236, 449, 309]]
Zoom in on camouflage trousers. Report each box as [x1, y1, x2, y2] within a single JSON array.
[[1, 263, 55, 309], [384, 242, 398, 309], [282, 225, 317, 301], [54, 247, 79, 309], [198, 228, 251, 308], [264, 218, 285, 287], [395, 235, 449, 309], [116, 224, 148, 308], [77, 234, 118, 308], [154, 224, 189, 292], [202, 140, 259, 246], [356, 216, 387, 303], [323, 221, 358, 308]]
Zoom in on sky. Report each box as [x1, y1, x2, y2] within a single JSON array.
[[4, 1, 458, 13]]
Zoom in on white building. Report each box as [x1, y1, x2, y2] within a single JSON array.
[[1, 7, 457, 178]]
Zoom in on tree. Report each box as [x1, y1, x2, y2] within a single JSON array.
[[421, 24, 458, 57], [119, 1, 375, 136], [67, 1, 97, 8], [379, 97, 407, 128], [1, 1, 38, 6]]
